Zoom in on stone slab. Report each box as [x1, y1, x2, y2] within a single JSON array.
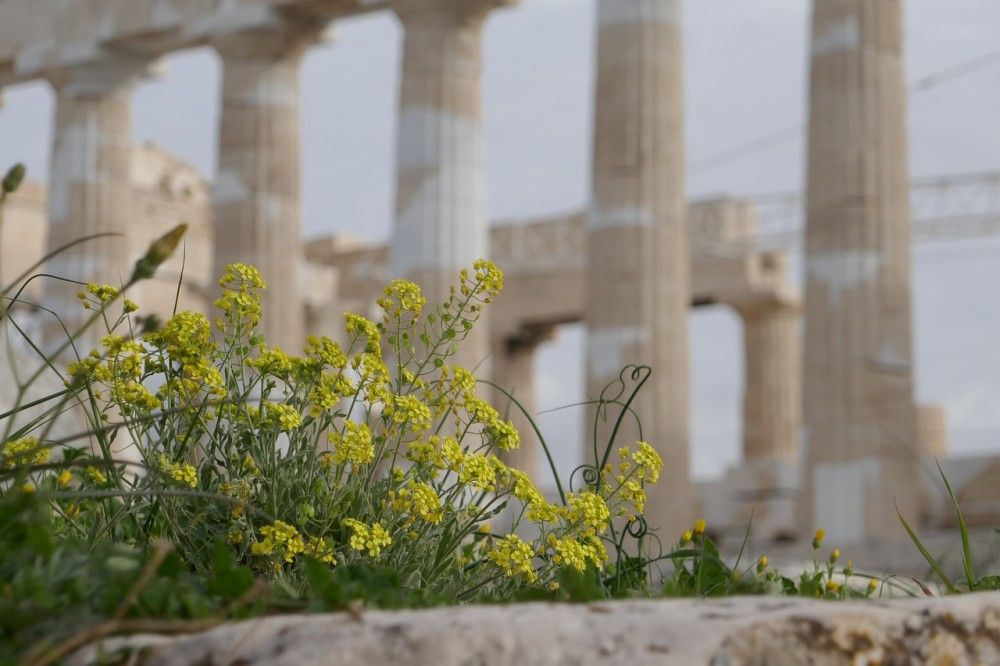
[[70, 593, 1000, 665]]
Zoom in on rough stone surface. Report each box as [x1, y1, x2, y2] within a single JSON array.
[[70, 594, 1000, 665]]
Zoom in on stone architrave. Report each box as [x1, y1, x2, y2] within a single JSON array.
[[585, 0, 692, 542], [802, 0, 919, 540], [43, 56, 154, 352], [213, 19, 325, 351], [389, 0, 516, 372]]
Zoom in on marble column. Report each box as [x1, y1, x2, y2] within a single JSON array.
[[739, 300, 801, 462], [491, 326, 554, 481], [44, 57, 153, 351], [802, 0, 918, 540], [213, 21, 322, 350], [389, 0, 515, 371], [585, 0, 692, 542]]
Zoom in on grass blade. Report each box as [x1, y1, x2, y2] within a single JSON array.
[[936, 460, 975, 590], [896, 501, 957, 594]]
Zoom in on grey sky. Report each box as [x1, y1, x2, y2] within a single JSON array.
[[1, 0, 999, 486]]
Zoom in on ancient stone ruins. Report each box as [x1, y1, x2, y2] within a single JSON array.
[[1, 0, 998, 565]]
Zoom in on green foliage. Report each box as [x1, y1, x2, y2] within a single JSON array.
[[899, 461, 1000, 593], [0, 172, 670, 659]]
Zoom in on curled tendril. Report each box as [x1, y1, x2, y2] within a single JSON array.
[[592, 365, 651, 481], [568, 464, 600, 494], [625, 515, 649, 540]]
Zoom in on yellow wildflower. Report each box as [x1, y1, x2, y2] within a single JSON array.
[[255, 520, 306, 563], [329, 421, 375, 466], [441, 436, 464, 471], [215, 263, 266, 329], [262, 401, 302, 431], [406, 436, 444, 469], [249, 347, 295, 377], [386, 394, 432, 431], [2, 437, 50, 468], [812, 528, 825, 549], [547, 535, 604, 573], [343, 519, 392, 558], [458, 452, 497, 491], [631, 441, 662, 483], [566, 491, 611, 535], [471, 259, 504, 298], [345, 313, 381, 352], [85, 466, 108, 485], [389, 480, 443, 524], [487, 534, 536, 582], [305, 536, 337, 564], [378, 279, 426, 317], [160, 455, 198, 488], [693, 518, 707, 536]]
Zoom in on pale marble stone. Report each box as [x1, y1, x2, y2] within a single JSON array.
[[69, 594, 1000, 666]]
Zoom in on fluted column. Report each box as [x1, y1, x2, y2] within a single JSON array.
[[389, 0, 515, 370], [739, 300, 801, 462], [491, 326, 554, 480], [213, 21, 322, 350], [802, 0, 918, 540], [585, 0, 691, 541], [44, 57, 153, 351]]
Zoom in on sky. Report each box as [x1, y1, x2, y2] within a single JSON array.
[[1, 0, 999, 486]]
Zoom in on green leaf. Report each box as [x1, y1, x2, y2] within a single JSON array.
[[897, 501, 958, 593], [207, 543, 253, 600], [936, 461, 975, 591]]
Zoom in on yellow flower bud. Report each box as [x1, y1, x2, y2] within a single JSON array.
[[131, 224, 187, 281], [693, 518, 707, 536], [812, 528, 825, 549], [2, 163, 26, 194]]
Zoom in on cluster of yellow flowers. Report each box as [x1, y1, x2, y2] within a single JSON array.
[[214, 263, 266, 331], [328, 421, 375, 466], [261, 401, 302, 432], [487, 534, 537, 582], [565, 491, 612, 534], [76, 282, 121, 310], [67, 331, 160, 411], [159, 455, 198, 488], [251, 520, 306, 563], [547, 534, 605, 574], [343, 519, 392, 558], [47, 257, 668, 593], [458, 259, 504, 302], [147, 311, 226, 402], [378, 279, 427, 319], [345, 312, 381, 352], [388, 480, 443, 525], [385, 394, 433, 432], [464, 395, 520, 452], [2, 437, 50, 469], [248, 346, 296, 379]]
